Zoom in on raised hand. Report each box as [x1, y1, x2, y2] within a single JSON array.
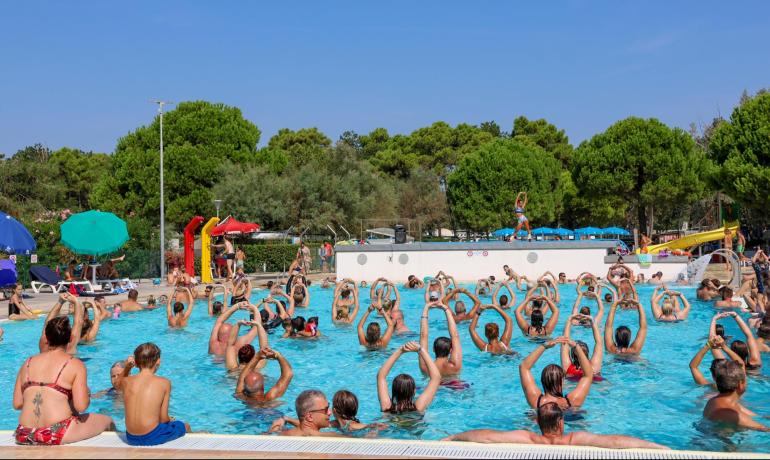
[[402, 341, 420, 353]]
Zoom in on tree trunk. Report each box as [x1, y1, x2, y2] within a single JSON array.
[[637, 205, 648, 238]]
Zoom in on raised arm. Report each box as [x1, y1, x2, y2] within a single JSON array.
[[542, 296, 560, 335], [444, 304, 463, 371], [494, 304, 514, 345], [264, 350, 294, 400], [514, 295, 531, 334], [377, 347, 403, 411], [235, 351, 265, 395], [182, 288, 195, 320], [379, 305, 395, 347], [650, 289, 664, 320], [629, 301, 648, 353], [414, 345, 442, 412], [519, 342, 548, 408], [209, 304, 239, 352], [561, 316, 574, 370], [85, 303, 102, 342], [674, 292, 691, 319], [225, 321, 244, 370], [357, 306, 373, 346], [68, 296, 84, 352], [165, 292, 174, 322], [468, 307, 487, 351], [730, 312, 762, 367], [604, 301, 619, 354], [565, 340, 593, 406], [588, 316, 603, 373], [418, 304, 431, 374], [690, 342, 712, 386]]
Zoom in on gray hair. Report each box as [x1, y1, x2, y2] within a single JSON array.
[[296, 389, 325, 419]]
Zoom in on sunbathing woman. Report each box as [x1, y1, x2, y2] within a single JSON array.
[[562, 314, 604, 380], [358, 303, 395, 349], [604, 299, 648, 356], [377, 341, 441, 414], [13, 315, 115, 445], [469, 304, 514, 354], [515, 295, 560, 338], [651, 287, 691, 322], [8, 283, 37, 321], [520, 337, 594, 410]]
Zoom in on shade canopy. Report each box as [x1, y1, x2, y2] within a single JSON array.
[[574, 226, 604, 236], [0, 211, 36, 254], [0, 259, 17, 287], [210, 216, 260, 236], [491, 228, 516, 237], [531, 227, 557, 236], [602, 226, 631, 236], [60, 210, 129, 256], [553, 228, 574, 236]]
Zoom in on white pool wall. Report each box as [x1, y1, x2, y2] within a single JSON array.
[[335, 241, 689, 282]]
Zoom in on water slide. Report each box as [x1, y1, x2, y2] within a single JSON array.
[[642, 222, 739, 254], [200, 217, 220, 283], [183, 216, 204, 277]]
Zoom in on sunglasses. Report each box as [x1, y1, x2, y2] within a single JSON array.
[[308, 405, 330, 414]]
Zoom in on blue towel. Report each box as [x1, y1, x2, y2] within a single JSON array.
[[126, 421, 186, 446]]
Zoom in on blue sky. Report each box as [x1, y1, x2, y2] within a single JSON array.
[[1, 1, 768, 155]]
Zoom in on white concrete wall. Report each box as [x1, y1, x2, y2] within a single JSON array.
[[336, 246, 688, 282]]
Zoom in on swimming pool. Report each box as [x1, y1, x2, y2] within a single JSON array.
[[1, 284, 768, 452]]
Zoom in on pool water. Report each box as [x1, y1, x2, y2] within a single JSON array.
[[1, 284, 769, 452]]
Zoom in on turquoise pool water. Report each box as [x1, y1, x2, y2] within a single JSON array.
[[1, 284, 769, 452]]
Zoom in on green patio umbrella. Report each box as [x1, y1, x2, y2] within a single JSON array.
[[60, 210, 129, 256]]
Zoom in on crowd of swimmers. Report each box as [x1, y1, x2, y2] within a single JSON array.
[[8, 254, 770, 450]]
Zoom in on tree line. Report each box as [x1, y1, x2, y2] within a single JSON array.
[[1, 90, 769, 243]]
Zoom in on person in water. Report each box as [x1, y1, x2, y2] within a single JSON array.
[[469, 304, 514, 354], [38, 293, 84, 355], [689, 335, 745, 387], [208, 302, 256, 356], [235, 347, 293, 403], [208, 284, 228, 316], [520, 337, 594, 410], [513, 191, 532, 241], [95, 356, 135, 398], [604, 299, 648, 356], [165, 287, 195, 328], [377, 341, 441, 414], [404, 274, 425, 289], [13, 315, 115, 445], [515, 295, 560, 338], [710, 311, 762, 369], [443, 402, 667, 449], [357, 303, 395, 349], [123, 342, 190, 446], [271, 390, 382, 434], [225, 317, 269, 371], [332, 279, 359, 323], [492, 280, 517, 309], [703, 360, 770, 431], [442, 286, 482, 323], [8, 283, 38, 320], [650, 287, 691, 322], [570, 289, 605, 326], [562, 314, 604, 379], [279, 390, 340, 437], [418, 302, 463, 377], [120, 289, 145, 312]]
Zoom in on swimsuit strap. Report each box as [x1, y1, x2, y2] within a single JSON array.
[[53, 357, 74, 385], [536, 394, 543, 407]]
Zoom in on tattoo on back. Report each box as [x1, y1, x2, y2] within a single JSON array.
[[33, 391, 43, 423]]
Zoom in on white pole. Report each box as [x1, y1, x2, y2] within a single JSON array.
[[152, 100, 173, 280]]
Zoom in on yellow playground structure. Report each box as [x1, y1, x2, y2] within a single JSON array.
[[639, 222, 739, 254]]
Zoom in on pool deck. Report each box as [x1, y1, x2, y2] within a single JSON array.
[[0, 432, 766, 459]]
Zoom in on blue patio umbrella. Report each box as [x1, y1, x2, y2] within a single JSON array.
[[574, 226, 604, 236], [492, 228, 516, 237], [553, 228, 574, 237], [0, 211, 36, 255], [602, 226, 631, 236], [531, 227, 557, 236]]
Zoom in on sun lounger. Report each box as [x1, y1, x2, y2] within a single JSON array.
[[29, 265, 95, 294]]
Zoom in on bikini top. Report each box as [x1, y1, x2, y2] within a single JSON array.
[[21, 357, 74, 400], [484, 342, 509, 352]]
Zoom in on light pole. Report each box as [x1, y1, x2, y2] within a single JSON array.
[[214, 199, 222, 219], [152, 100, 173, 279]]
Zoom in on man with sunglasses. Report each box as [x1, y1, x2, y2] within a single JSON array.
[[280, 390, 341, 437]]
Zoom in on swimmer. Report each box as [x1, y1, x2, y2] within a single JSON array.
[[648, 272, 664, 285], [209, 302, 253, 356], [389, 307, 412, 334], [270, 390, 380, 434], [443, 402, 667, 448], [475, 277, 494, 297], [442, 287, 482, 323], [320, 277, 336, 289], [515, 295, 559, 338], [278, 390, 340, 437], [703, 360, 769, 431], [604, 300, 648, 356], [79, 301, 104, 343], [697, 279, 720, 301], [332, 279, 359, 324], [419, 302, 462, 377], [520, 337, 594, 410], [755, 316, 770, 353], [469, 304, 513, 354], [434, 271, 456, 290], [378, 341, 441, 414], [570, 290, 604, 326], [235, 347, 293, 403], [357, 304, 395, 349], [714, 287, 743, 309], [94, 356, 135, 398], [208, 284, 228, 316], [298, 316, 322, 338], [38, 293, 84, 355], [710, 312, 762, 369], [538, 272, 561, 302], [120, 289, 145, 312], [8, 283, 38, 320], [291, 278, 310, 308], [425, 279, 445, 304], [404, 274, 425, 290], [91, 296, 113, 321], [651, 287, 691, 322], [690, 336, 745, 387], [165, 288, 195, 328], [225, 315, 268, 371], [492, 280, 516, 310], [562, 315, 604, 379], [513, 191, 532, 241], [230, 275, 252, 306]]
